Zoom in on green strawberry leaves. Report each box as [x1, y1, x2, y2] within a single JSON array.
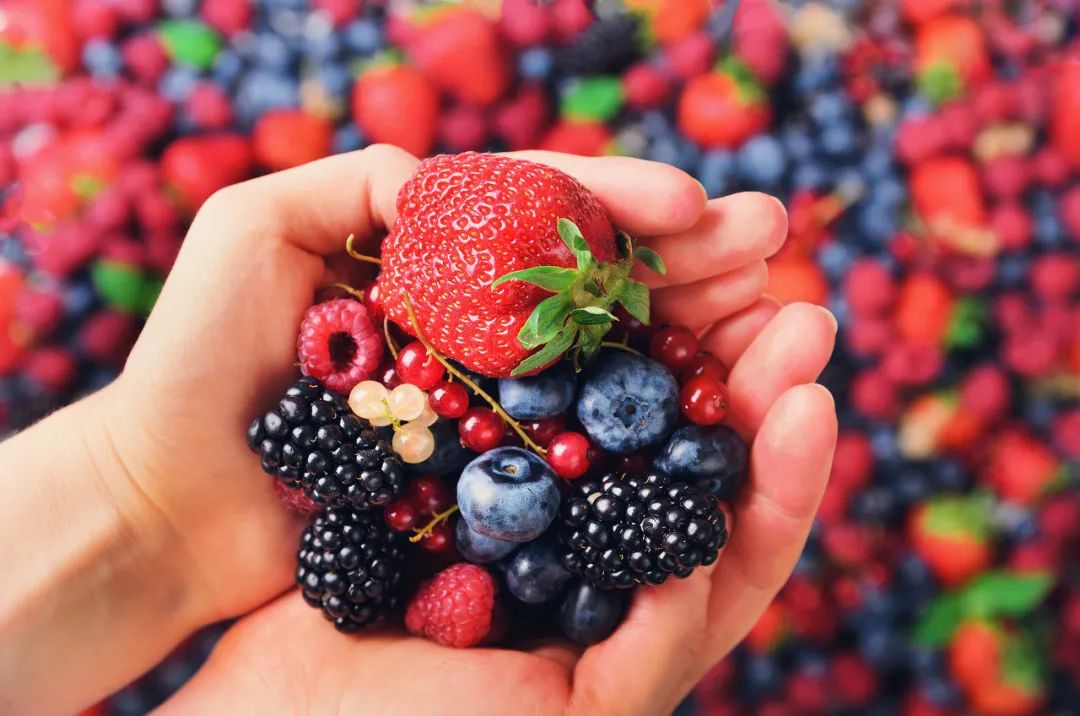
[[495, 218, 667, 376], [915, 570, 1054, 647]]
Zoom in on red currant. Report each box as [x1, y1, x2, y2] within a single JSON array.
[[458, 407, 505, 452], [680, 375, 729, 425], [523, 415, 567, 448], [681, 352, 728, 384], [408, 474, 451, 517], [650, 325, 699, 371], [362, 282, 384, 319], [396, 341, 446, 390], [421, 521, 453, 552], [429, 380, 470, 418], [384, 498, 419, 532], [380, 363, 402, 389], [547, 431, 591, 479], [614, 451, 653, 474], [609, 306, 653, 344]]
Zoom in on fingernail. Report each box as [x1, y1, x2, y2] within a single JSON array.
[[817, 305, 838, 333]]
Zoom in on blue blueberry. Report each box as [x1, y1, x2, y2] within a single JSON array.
[[252, 31, 296, 72], [577, 352, 679, 454], [519, 47, 554, 80], [407, 420, 473, 477], [457, 447, 561, 542], [819, 123, 858, 157], [743, 653, 782, 699], [82, 39, 123, 78], [158, 67, 199, 103], [344, 19, 384, 55], [782, 124, 816, 161], [653, 425, 748, 501], [850, 484, 900, 523], [161, 0, 199, 17], [211, 50, 245, 89], [698, 150, 736, 197], [333, 124, 366, 154], [506, 538, 572, 604], [736, 134, 786, 187], [235, 70, 299, 123], [318, 62, 352, 97], [809, 91, 853, 127], [792, 160, 829, 191], [455, 518, 518, 564], [559, 581, 628, 646], [498, 364, 576, 420]]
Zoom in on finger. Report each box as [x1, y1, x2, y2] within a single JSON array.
[[652, 261, 768, 329], [636, 193, 787, 288], [686, 384, 836, 686], [505, 151, 707, 236], [570, 568, 712, 716], [699, 296, 782, 367], [191, 144, 420, 256], [727, 303, 837, 435]]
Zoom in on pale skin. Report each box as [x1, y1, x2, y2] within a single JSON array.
[[0, 145, 838, 716]]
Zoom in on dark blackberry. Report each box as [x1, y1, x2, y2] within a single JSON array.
[[558, 471, 727, 590], [555, 14, 641, 76], [296, 508, 407, 632], [246, 376, 406, 510]]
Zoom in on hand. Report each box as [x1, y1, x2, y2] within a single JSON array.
[[149, 147, 838, 715]]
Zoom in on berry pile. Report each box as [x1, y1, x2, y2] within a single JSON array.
[[1, 1, 1078, 714]]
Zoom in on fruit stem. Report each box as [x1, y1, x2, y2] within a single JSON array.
[[326, 283, 367, 301], [409, 504, 459, 543], [383, 315, 399, 360], [401, 296, 548, 455], [345, 233, 382, 265], [600, 340, 644, 357]]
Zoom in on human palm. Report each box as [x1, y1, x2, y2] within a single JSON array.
[[108, 145, 836, 713]]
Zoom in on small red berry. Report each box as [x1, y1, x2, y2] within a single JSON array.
[[680, 352, 728, 384], [396, 341, 446, 390], [297, 299, 383, 394], [547, 431, 591, 479], [408, 475, 451, 517], [362, 282, 384, 319], [680, 376, 729, 425], [429, 380, 470, 419], [523, 415, 567, 448], [272, 481, 321, 517], [384, 498, 420, 532], [650, 325, 699, 371], [420, 521, 454, 553], [380, 363, 403, 389], [406, 563, 497, 648], [459, 407, 505, 452]]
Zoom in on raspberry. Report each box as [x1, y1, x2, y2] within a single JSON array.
[[297, 299, 383, 395], [405, 563, 497, 648], [272, 480, 321, 517]]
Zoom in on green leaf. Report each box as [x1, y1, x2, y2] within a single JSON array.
[[0, 42, 59, 87], [557, 218, 594, 273], [961, 571, 1053, 619], [634, 246, 667, 276], [561, 75, 625, 123], [512, 324, 577, 376], [157, 19, 223, 71], [577, 323, 609, 361], [616, 279, 651, 325], [914, 593, 964, 647], [518, 293, 574, 349], [493, 266, 579, 293], [918, 61, 963, 105], [1001, 631, 1047, 693], [571, 306, 617, 325]]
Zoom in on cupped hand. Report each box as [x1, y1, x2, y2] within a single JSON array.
[[114, 145, 838, 714]]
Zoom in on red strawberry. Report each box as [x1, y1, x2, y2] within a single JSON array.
[[909, 495, 992, 586], [493, 83, 551, 150], [914, 15, 990, 103], [733, 0, 788, 85], [351, 58, 438, 158], [985, 429, 1063, 505], [252, 109, 332, 171], [538, 120, 613, 157], [894, 273, 954, 345], [902, 0, 970, 25], [161, 133, 253, 209], [408, 9, 508, 106], [377, 153, 662, 378], [678, 57, 770, 149], [950, 622, 1047, 716], [744, 600, 789, 653], [1050, 57, 1080, 170], [909, 155, 986, 232]]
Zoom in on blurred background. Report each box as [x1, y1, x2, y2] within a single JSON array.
[[1, 0, 1078, 714]]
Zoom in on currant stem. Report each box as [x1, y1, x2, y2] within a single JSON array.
[[383, 315, 399, 360], [325, 283, 367, 301], [409, 504, 459, 543], [600, 340, 645, 357], [345, 233, 382, 265], [402, 296, 548, 456]]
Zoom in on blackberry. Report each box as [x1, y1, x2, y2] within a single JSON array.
[[296, 508, 407, 632], [558, 471, 727, 590], [555, 14, 641, 76], [246, 376, 405, 510]]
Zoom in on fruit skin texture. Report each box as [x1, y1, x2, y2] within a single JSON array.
[[378, 152, 616, 377], [297, 299, 383, 395], [560, 581, 628, 646], [455, 518, 518, 564], [498, 363, 576, 420], [678, 59, 770, 149], [909, 496, 992, 586], [351, 62, 438, 157], [654, 424, 748, 501], [296, 507, 407, 632], [577, 352, 679, 454], [457, 446, 561, 542], [408, 9, 508, 106], [405, 563, 497, 648], [506, 538, 572, 604]]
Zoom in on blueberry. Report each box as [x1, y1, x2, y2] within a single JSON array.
[[406, 420, 473, 477], [653, 425, 748, 501], [559, 581, 628, 646], [333, 125, 366, 154], [506, 538, 572, 604], [158, 67, 199, 103], [211, 50, 245, 88], [458, 447, 561, 542], [577, 352, 678, 454], [455, 518, 518, 564], [736, 134, 787, 187], [698, 150, 736, 197], [82, 40, 123, 78], [498, 364, 576, 420], [519, 47, 554, 80], [344, 19, 384, 55]]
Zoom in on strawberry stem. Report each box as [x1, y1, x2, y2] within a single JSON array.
[[402, 296, 548, 455], [409, 504, 459, 543], [599, 340, 644, 357], [345, 233, 382, 265], [325, 282, 367, 301]]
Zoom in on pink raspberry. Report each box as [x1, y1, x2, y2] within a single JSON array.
[[297, 299, 383, 395], [406, 563, 497, 648], [272, 481, 321, 517]]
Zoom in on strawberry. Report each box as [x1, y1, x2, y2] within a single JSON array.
[[408, 9, 508, 106], [252, 109, 332, 172], [985, 429, 1063, 505], [351, 57, 439, 158], [949, 622, 1047, 716], [16, 129, 117, 229], [909, 155, 986, 232], [744, 600, 789, 653], [914, 15, 990, 103], [538, 120, 614, 157], [895, 273, 954, 345], [678, 57, 771, 149], [160, 133, 253, 209], [902, 0, 970, 25], [2, 0, 78, 73], [765, 257, 829, 306], [1050, 56, 1080, 170], [909, 494, 992, 586], [733, 0, 788, 85], [377, 152, 665, 378]]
